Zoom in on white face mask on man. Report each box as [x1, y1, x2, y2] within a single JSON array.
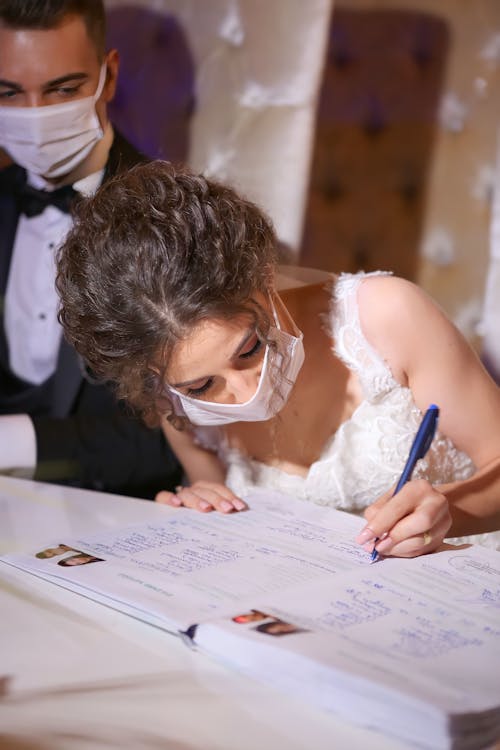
[[0, 64, 107, 179], [167, 301, 305, 427]]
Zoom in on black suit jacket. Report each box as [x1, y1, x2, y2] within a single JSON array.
[[0, 131, 182, 498]]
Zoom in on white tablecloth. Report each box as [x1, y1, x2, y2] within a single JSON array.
[[0, 475, 413, 749]]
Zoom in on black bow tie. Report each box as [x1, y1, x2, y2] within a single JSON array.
[[17, 182, 78, 217], [0, 164, 78, 217]]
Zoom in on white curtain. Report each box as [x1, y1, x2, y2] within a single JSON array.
[[481, 132, 500, 383], [105, 0, 334, 254]]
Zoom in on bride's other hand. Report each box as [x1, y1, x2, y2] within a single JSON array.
[[156, 480, 247, 513]]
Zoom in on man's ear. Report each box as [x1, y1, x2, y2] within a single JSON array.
[[103, 48, 119, 103]]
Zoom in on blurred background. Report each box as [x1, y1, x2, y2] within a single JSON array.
[[104, 0, 500, 381]]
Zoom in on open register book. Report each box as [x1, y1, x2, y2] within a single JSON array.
[[2, 488, 499, 750]]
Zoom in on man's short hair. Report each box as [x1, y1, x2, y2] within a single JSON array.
[[0, 0, 106, 58]]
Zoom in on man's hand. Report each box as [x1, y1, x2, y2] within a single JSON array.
[[0, 414, 36, 476]]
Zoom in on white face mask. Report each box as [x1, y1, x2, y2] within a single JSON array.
[[167, 303, 305, 427], [0, 64, 107, 179]]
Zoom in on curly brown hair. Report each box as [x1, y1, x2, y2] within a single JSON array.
[[56, 160, 278, 427]]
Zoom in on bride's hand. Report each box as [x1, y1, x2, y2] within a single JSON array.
[[156, 480, 247, 513], [356, 479, 452, 558]]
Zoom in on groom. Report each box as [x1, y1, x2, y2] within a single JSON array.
[[0, 0, 181, 497]]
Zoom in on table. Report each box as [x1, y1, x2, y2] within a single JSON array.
[[0, 475, 449, 750]]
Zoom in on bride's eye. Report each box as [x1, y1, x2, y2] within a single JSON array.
[[187, 378, 213, 397], [239, 334, 263, 360]]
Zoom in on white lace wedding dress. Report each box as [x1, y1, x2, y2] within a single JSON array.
[[199, 271, 500, 550]]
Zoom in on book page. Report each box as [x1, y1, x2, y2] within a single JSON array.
[[195, 544, 500, 728], [1, 489, 367, 632]]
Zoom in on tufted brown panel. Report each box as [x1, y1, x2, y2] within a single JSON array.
[[300, 7, 449, 280]]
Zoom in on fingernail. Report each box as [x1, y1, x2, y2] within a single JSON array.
[[220, 500, 233, 512], [356, 526, 376, 544], [233, 499, 246, 511], [375, 536, 393, 554], [199, 500, 212, 511]]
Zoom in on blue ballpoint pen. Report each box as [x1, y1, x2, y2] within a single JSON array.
[[370, 404, 440, 562]]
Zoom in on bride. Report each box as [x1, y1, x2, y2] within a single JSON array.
[[56, 161, 500, 557]]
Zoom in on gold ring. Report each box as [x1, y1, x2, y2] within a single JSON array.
[[423, 532, 432, 546]]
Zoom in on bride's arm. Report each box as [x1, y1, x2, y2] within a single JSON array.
[[357, 275, 500, 556], [440, 456, 500, 536], [155, 418, 247, 513]]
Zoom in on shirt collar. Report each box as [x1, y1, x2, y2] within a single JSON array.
[[27, 167, 104, 197]]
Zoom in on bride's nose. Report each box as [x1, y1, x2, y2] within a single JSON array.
[[226, 368, 261, 403]]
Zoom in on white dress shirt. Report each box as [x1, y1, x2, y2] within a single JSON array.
[[5, 169, 103, 384], [1, 169, 103, 474]]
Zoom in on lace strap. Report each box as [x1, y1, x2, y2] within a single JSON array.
[[330, 271, 397, 398]]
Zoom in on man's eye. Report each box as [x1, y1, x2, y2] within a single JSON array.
[[187, 378, 213, 397], [0, 90, 18, 99], [48, 85, 81, 97], [239, 337, 263, 360]]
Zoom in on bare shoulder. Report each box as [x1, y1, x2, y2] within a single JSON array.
[[357, 274, 437, 318], [356, 274, 458, 379], [351, 275, 500, 470]]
